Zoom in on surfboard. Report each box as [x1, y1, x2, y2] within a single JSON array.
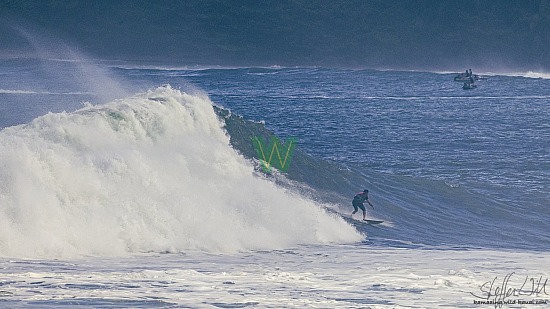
[[347, 215, 384, 225], [363, 219, 384, 225]]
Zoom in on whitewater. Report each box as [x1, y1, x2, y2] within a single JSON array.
[[0, 86, 360, 258], [0, 58, 549, 308]]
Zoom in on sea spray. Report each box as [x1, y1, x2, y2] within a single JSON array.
[[13, 25, 131, 103], [0, 86, 362, 258]]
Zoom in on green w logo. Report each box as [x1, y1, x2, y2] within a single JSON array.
[[252, 136, 296, 173]]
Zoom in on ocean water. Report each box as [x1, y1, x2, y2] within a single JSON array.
[[0, 58, 549, 308]]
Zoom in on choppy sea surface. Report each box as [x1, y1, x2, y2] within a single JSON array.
[[0, 58, 549, 308]]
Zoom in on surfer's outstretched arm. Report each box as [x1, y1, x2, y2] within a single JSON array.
[[367, 200, 374, 209]]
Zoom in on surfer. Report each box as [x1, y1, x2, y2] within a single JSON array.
[[351, 189, 374, 220]]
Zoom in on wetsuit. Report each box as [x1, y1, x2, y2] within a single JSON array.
[[352, 192, 369, 213]]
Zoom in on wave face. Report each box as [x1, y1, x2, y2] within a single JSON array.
[[220, 100, 550, 251], [0, 86, 361, 258]]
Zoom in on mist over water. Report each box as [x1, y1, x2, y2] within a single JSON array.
[[0, 26, 149, 128], [18, 27, 128, 100]]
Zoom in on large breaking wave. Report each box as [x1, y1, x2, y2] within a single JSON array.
[[0, 86, 361, 258]]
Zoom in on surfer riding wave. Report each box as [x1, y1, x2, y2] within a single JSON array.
[[351, 189, 374, 221]]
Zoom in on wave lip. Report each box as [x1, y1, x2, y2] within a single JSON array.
[[0, 85, 361, 259]]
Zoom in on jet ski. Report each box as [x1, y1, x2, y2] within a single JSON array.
[[454, 73, 481, 82]]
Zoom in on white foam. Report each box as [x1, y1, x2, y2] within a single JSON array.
[[509, 71, 550, 79], [1, 245, 548, 307], [0, 86, 361, 259], [482, 71, 550, 79]]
